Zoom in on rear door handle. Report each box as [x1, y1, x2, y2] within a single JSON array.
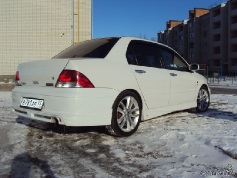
[[135, 70, 146, 74], [170, 73, 177, 76]]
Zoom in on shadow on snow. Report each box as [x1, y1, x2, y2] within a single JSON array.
[[16, 116, 107, 135]]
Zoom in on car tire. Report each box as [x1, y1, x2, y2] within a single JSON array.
[[106, 91, 142, 137], [196, 86, 210, 112]]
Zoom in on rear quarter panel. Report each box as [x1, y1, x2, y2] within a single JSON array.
[[65, 60, 141, 95]]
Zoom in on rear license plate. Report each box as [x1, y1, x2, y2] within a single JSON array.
[[20, 98, 44, 110]]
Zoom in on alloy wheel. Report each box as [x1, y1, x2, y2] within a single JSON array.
[[197, 88, 209, 112], [116, 96, 140, 132]]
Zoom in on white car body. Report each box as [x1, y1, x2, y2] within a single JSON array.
[[12, 37, 210, 135]]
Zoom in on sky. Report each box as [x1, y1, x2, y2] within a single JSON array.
[[93, 0, 227, 40]]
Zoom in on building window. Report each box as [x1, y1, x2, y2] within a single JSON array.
[[189, 21, 193, 28], [179, 25, 183, 31], [231, 44, 237, 52], [231, 30, 237, 38], [213, 34, 221, 41], [189, 42, 194, 48], [189, 32, 194, 38], [213, 21, 221, 29], [213, 8, 220, 17], [203, 31, 207, 37], [213, 46, 221, 54], [231, 1, 237, 10], [213, 59, 220, 66], [179, 35, 184, 40], [231, 16, 237, 24]]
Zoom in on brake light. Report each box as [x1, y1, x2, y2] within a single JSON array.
[[56, 70, 94, 88], [15, 71, 20, 81], [15, 71, 21, 86]]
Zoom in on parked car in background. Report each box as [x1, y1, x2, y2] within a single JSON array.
[[12, 37, 210, 137]]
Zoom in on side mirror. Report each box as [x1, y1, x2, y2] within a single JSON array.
[[189, 64, 199, 71]]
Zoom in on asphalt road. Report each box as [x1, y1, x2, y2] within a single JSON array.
[[210, 87, 237, 95]]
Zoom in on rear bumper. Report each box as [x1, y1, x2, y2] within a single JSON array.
[[12, 86, 119, 126]]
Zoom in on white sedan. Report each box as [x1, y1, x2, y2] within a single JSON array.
[[12, 37, 210, 137]]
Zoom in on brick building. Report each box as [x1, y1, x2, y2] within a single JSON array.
[[0, 0, 92, 81]]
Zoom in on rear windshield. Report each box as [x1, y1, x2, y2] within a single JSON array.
[[52, 38, 120, 59]]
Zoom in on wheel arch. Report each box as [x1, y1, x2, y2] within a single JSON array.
[[200, 84, 209, 90], [108, 89, 143, 137], [199, 84, 210, 96], [113, 89, 143, 110]]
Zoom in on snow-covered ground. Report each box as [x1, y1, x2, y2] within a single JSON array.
[[0, 91, 237, 177]]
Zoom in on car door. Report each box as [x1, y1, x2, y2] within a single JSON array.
[[158, 46, 197, 106], [126, 41, 171, 109]]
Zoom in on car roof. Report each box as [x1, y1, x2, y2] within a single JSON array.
[[118, 37, 175, 51]]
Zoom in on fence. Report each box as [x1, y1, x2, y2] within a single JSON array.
[[205, 66, 237, 84], [201, 65, 237, 85]]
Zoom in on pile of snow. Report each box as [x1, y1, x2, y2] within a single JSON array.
[[0, 92, 237, 177]]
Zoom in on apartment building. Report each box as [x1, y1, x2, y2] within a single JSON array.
[[158, 8, 209, 64], [158, 1, 237, 74], [229, 0, 237, 73], [0, 0, 92, 81], [210, 3, 228, 73]]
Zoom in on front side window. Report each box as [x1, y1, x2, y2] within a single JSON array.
[[52, 38, 120, 59], [158, 47, 188, 71], [126, 41, 162, 68]]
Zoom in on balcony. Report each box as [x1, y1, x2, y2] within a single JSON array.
[[212, 21, 221, 31], [212, 53, 222, 59], [230, 8, 237, 16], [230, 23, 237, 30], [212, 15, 221, 22], [212, 28, 221, 34], [230, 37, 237, 44], [212, 41, 221, 46], [229, 51, 237, 58]]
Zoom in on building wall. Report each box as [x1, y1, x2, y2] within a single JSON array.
[[74, 0, 92, 44], [166, 20, 182, 29], [0, 0, 91, 78], [229, 0, 237, 73], [187, 19, 197, 63], [199, 14, 210, 64]]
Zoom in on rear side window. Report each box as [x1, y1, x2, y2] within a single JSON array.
[[126, 41, 163, 68], [52, 38, 120, 59]]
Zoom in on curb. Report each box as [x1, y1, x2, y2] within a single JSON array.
[[0, 84, 15, 91]]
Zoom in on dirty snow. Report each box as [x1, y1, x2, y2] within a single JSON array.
[[0, 91, 237, 177]]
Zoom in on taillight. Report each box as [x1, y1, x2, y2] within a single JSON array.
[[15, 71, 21, 86], [55, 70, 94, 88]]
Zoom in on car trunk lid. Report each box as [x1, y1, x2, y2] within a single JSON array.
[[17, 59, 70, 87]]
